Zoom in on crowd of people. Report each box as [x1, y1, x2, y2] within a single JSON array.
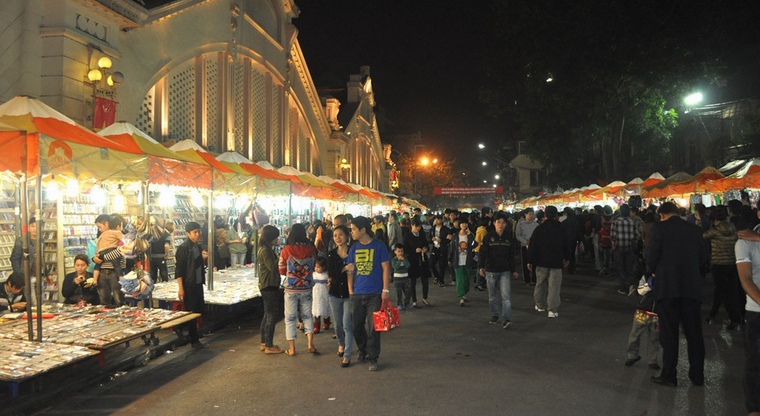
[[3, 194, 760, 413]]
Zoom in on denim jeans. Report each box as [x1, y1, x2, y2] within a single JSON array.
[[393, 278, 411, 309], [230, 252, 246, 267], [486, 271, 512, 321], [260, 288, 283, 347], [329, 295, 353, 359], [351, 293, 382, 360], [284, 291, 313, 340], [614, 248, 636, 290], [534, 267, 562, 313], [97, 269, 123, 307], [745, 311, 760, 413]]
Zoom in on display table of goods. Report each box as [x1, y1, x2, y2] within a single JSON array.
[[151, 266, 262, 305], [0, 339, 99, 382], [0, 305, 195, 349]]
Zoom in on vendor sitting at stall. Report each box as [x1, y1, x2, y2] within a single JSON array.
[[62, 254, 99, 305], [1, 272, 26, 313]]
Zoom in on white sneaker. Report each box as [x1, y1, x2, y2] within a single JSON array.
[[548, 311, 558, 318], [535, 305, 546, 312]]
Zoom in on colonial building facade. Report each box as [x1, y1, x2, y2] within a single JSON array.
[[0, 0, 392, 192]]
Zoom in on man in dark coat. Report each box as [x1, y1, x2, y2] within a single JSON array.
[[528, 206, 571, 318], [646, 202, 707, 387], [560, 207, 581, 274], [176, 221, 208, 349]]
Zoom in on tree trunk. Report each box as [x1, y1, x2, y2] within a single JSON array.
[[611, 113, 626, 179]]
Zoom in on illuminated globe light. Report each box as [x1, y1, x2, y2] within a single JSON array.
[[191, 191, 204, 208], [478, 143, 485, 149], [158, 186, 175, 207], [97, 57, 112, 69], [483, 180, 487, 183], [66, 179, 79, 197], [495, 174, 500, 180], [236, 194, 250, 210], [46, 181, 60, 201], [215, 193, 232, 210], [482, 161, 487, 166], [492, 184, 497, 188], [112, 193, 125, 213], [432, 158, 438, 164], [684, 92, 703, 106], [91, 184, 107, 207], [420, 157, 430, 166]]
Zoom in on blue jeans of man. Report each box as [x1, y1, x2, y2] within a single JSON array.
[[486, 271, 512, 321], [614, 247, 637, 291], [284, 291, 313, 341], [745, 311, 760, 413], [329, 296, 354, 360], [351, 293, 382, 360]]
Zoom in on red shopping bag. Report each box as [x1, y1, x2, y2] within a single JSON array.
[[373, 300, 401, 332]]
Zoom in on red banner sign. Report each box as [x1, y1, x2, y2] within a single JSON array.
[[434, 186, 504, 195], [93, 97, 117, 131]]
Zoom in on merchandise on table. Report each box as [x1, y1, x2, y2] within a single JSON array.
[[0, 339, 99, 381], [152, 266, 261, 305]]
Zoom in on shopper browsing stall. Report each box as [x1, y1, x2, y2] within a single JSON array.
[[0, 272, 26, 313], [176, 221, 208, 349]]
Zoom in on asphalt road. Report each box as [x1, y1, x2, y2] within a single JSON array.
[[31, 257, 747, 416]]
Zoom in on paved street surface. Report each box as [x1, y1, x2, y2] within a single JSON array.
[[30, 258, 746, 416]]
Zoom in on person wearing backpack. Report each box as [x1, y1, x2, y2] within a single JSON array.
[[598, 206, 614, 276]]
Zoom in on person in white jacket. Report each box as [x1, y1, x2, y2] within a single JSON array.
[[515, 208, 539, 285]]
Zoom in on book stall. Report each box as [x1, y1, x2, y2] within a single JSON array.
[[151, 266, 261, 306]]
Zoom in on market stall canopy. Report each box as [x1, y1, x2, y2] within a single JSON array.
[[98, 122, 212, 189], [0, 96, 143, 177], [719, 158, 760, 190], [642, 171, 693, 198], [216, 152, 291, 181], [169, 139, 255, 193], [653, 167, 725, 197], [641, 172, 666, 188], [719, 159, 748, 176]]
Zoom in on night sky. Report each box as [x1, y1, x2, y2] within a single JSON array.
[[294, 1, 502, 173]]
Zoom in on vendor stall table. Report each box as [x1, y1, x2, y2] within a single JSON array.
[[0, 339, 99, 396], [152, 266, 261, 306]]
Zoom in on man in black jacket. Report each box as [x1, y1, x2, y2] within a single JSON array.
[[646, 202, 707, 387], [429, 215, 451, 287], [478, 212, 518, 329], [176, 221, 209, 349], [528, 206, 570, 319]]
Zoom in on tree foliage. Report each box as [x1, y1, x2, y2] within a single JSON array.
[[483, 0, 754, 186]]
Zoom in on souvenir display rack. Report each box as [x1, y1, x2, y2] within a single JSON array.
[[0, 190, 16, 277], [60, 195, 99, 276], [149, 191, 207, 278], [40, 200, 59, 303]]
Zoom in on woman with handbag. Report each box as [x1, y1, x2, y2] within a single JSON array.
[[258, 225, 285, 354], [327, 225, 353, 367]]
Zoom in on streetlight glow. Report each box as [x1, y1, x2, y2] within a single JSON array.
[[432, 158, 438, 164], [478, 143, 485, 149], [420, 157, 430, 166], [481, 161, 487, 166], [494, 174, 500, 180], [483, 180, 487, 183], [684, 92, 703, 106]]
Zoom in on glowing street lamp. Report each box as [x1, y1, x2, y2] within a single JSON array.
[[494, 174, 500, 180], [420, 157, 430, 166], [684, 92, 703, 106], [478, 143, 485, 149], [482, 161, 487, 166]]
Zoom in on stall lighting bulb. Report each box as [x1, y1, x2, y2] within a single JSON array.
[[158, 187, 175, 207], [191, 192, 204, 208], [216, 194, 231, 210], [113, 193, 125, 213], [46, 181, 60, 201], [66, 180, 79, 197], [91, 185, 107, 207]]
